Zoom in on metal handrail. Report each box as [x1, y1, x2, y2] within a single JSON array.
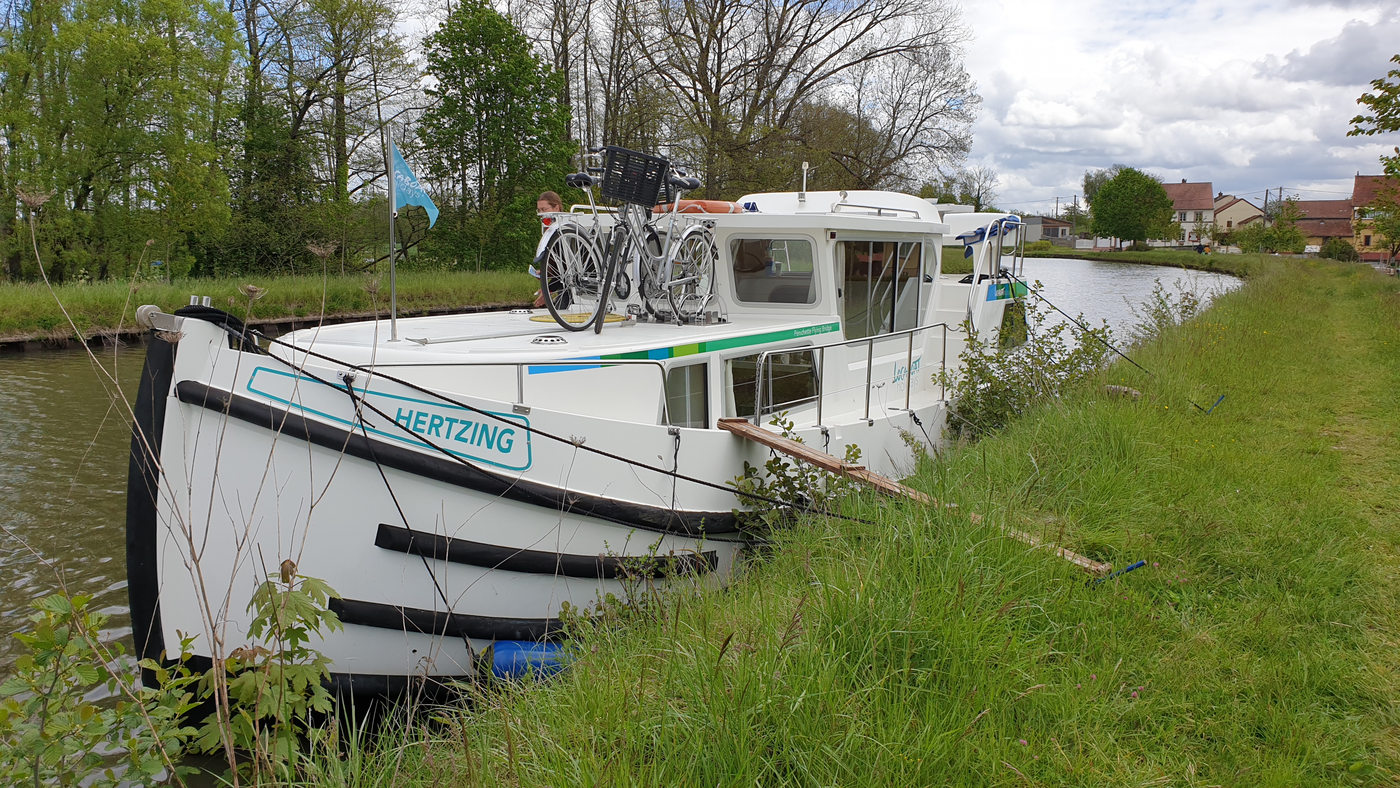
[[964, 215, 1023, 330], [750, 321, 950, 426], [829, 200, 924, 218]]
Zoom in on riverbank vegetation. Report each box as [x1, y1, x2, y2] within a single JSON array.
[[0, 270, 535, 342], [293, 255, 1397, 785]]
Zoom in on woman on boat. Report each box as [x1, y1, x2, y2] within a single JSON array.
[[534, 191, 565, 307]]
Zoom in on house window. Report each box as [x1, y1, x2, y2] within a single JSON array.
[[1364, 235, 1372, 247], [730, 238, 816, 304], [1227, 220, 1233, 229], [839, 241, 922, 340], [666, 363, 708, 428], [1194, 211, 1204, 222]]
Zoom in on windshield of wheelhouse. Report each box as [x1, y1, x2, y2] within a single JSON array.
[[840, 240, 922, 339]]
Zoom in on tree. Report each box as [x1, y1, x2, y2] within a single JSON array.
[[1319, 237, 1359, 262], [957, 165, 999, 211], [1367, 187, 1400, 265], [1349, 53, 1400, 177], [418, 0, 574, 270], [1088, 168, 1175, 246], [637, 0, 976, 197], [1269, 197, 1306, 253], [1229, 198, 1305, 254], [0, 0, 238, 281], [1082, 164, 1126, 209]]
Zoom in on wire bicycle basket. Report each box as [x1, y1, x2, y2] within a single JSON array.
[[600, 146, 669, 206]]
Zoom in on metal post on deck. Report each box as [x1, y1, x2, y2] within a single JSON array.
[[941, 327, 948, 401], [516, 364, 524, 406], [906, 331, 915, 410], [816, 347, 825, 427], [863, 339, 874, 421]]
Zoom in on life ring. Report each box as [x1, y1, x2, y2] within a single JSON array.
[[653, 200, 745, 214]]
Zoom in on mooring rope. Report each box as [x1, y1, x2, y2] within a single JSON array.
[[1005, 272, 1220, 415]]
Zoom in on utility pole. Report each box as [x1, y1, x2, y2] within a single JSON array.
[[1054, 196, 1059, 219]]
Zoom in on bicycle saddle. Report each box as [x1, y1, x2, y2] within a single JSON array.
[[565, 172, 596, 188], [668, 174, 701, 191]]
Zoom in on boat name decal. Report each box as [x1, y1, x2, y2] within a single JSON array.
[[246, 367, 531, 471]]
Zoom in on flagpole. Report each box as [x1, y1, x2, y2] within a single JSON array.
[[388, 130, 399, 342]]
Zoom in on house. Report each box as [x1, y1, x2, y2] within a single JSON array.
[[1023, 216, 1074, 245], [1157, 180, 1215, 246], [1293, 199, 1354, 250], [1212, 193, 1264, 235], [1353, 174, 1400, 262]]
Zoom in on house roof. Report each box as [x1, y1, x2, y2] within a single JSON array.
[[1353, 174, 1400, 207], [1215, 197, 1262, 215], [1294, 199, 1351, 219], [1296, 218, 1353, 238], [1162, 180, 1214, 211]]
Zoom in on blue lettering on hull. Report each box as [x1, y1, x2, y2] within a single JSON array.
[[247, 367, 531, 471]]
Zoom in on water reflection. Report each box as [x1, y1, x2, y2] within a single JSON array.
[[1018, 256, 1241, 339], [0, 347, 140, 667]]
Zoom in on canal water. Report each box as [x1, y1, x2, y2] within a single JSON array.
[[0, 258, 1241, 668]]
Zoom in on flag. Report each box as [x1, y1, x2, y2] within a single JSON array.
[[390, 140, 439, 229]]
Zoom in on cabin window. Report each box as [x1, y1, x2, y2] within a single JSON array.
[[730, 238, 816, 304], [728, 350, 817, 419], [840, 241, 922, 340], [666, 363, 708, 428]]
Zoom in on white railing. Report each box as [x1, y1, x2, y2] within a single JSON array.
[[750, 322, 950, 426]]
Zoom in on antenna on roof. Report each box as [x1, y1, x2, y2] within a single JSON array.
[[799, 161, 809, 203]]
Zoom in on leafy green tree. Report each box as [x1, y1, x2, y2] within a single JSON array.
[[1229, 198, 1306, 254], [418, 0, 574, 270], [1089, 167, 1176, 246], [1349, 53, 1400, 177], [1366, 187, 1400, 265], [0, 0, 237, 281], [1320, 237, 1359, 262], [1269, 197, 1306, 254], [1082, 164, 1126, 209]]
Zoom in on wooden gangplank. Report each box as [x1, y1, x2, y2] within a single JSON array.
[[716, 418, 1111, 576], [716, 418, 931, 503]]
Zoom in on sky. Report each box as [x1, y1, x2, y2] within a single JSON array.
[[961, 0, 1399, 213]]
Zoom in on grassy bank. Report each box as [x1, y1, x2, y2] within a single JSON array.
[[0, 270, 537, 342], [316, 256, 1400, 786]]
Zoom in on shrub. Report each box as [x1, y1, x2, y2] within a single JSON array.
[[1025, 240, 1055, 251], [1319, 237, 1359, 262], [942, 293, 1115, 439]]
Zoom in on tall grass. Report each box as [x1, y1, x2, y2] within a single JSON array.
[[305, 258, 1398, 785], [0, 270, 537, 340]]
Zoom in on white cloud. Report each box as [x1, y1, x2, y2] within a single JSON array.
[[962, 0, 1397, 212]]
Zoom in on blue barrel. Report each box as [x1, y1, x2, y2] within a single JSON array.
[[489, 641, 567, 680]]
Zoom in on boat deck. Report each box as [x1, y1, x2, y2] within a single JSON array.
[[279, 309, 842, 367]]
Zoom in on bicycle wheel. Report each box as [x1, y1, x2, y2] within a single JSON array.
[[539, 224, 604, 331], [666, 225, 718, 319]]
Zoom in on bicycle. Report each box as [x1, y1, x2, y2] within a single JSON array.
[[533, 146, 719, 333]]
